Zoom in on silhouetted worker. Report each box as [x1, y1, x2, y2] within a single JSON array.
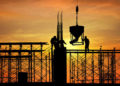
[[84, 36, 90, 52], [51, 36, 58, 49]]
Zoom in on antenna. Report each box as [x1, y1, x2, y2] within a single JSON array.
[[76, 0, 79, 25]]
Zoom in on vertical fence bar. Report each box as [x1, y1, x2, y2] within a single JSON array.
[[81, 56, 84, 84], [85, 51, 87, 83], [18, 44, 22, 73], [102, 53, 104, 83], [0, 45, 3, 83], [33, 52, 35, 82], [77, 51, 78, 83], [107, 53, 109, 83], [16, 55, 18, 82], [46, 56, 47, 82], [92, 50, 94, 83], [49, 52, 51, 82], [30, 44, 33, 82], [70, 53, 71, 83], [111, 49, 114, 84], [40, 44, 43, 82], [114, 48, 116, 83], [8, 44, 12, 83], [5, 46, 7, 83], [98, 46, 103, 83], [74, 55, 75, 83]]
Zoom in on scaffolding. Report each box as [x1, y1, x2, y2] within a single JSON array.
[[0, 42, 52, 83], [67, 48, 120, 84], [0, 42, 120, 84]]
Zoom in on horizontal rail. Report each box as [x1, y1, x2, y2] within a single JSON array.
[[66, 49, 120, 53], [0, 50, 45, 52], [0, 42, 48, 45], [66, 52, 120, 53], [0, 55, 31, 58]]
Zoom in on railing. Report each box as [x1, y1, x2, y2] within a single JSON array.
[[67, 49, 120, 84]]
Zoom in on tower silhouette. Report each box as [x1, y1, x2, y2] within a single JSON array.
[[52, 12, 66, 85], [57, 12, 64, 48]]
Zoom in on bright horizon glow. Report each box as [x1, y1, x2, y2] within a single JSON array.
[[0, 0, 120, 49]]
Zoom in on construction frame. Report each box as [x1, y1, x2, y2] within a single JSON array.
[[0, 42, 120, 84], [0, 42, 52, 83], [67, 48, 120, 84]]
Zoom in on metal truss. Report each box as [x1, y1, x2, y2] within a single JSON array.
[[67, 48, 120, 84], [0, 42, 52, 83]]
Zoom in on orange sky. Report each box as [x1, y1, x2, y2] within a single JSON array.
[[0, 0, 120, 49]]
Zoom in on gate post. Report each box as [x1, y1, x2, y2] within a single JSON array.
[[53, 47, 66, 85]]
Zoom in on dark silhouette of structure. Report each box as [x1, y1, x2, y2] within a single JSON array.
[[52, 12, 66, 85], [69, 3, 84, 45], [0, 14, 120, 86], [70, 25, 84, 45], [67, 48, 118, 84], [18, 72, 27, 83], [1, 0, 120, 86], [56, 12, 66, 48], [84, 36, 90, 52], [0, 42, 53, 85]]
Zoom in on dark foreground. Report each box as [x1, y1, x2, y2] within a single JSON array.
[[0, 83, 120, 86]]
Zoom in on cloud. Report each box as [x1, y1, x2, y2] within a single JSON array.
[[0, 0, 40, 3], [0, 0, 120, 48], [0, 0, 120, 5]]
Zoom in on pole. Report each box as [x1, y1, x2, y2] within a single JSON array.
[[92, 50, 94, 83]]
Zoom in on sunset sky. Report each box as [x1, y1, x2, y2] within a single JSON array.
[[0, 0, 120, 49]]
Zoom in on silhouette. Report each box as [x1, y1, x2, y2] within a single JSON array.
[[84, 36, 90, 52], [18, 72, 27, 83], [51, 36, 59, 49], [50, 35, 66, 49], [56, 12, 66, 48], [51, 12, 67, 86], [69, 4, 84, 45], [70, 25, 84, 45], [0, 0, 119, 85], [70, 37, 78, 44]]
